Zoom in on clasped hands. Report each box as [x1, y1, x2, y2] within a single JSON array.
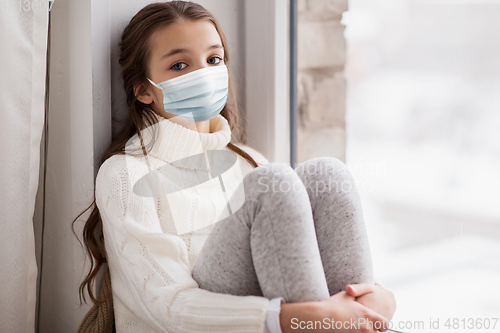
[[320, 283, 397, 332], [280, 282, 397, 333]]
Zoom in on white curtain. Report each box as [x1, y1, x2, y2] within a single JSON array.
[[0, 4, 49, 333]]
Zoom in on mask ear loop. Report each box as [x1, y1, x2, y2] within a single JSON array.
[[147, 78, 159, 89]]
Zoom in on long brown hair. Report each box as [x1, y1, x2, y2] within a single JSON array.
[[73, 0, 261, 305]]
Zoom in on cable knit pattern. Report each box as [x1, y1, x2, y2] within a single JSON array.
[[95, 113, 271, 332]]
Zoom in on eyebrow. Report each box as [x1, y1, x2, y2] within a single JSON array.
[[161, 44, 223, 60]]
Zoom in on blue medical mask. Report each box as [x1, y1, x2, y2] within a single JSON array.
[[148, 65, 229, 122]]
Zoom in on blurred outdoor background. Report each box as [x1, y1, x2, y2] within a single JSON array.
[[342, 0, 500, 331]]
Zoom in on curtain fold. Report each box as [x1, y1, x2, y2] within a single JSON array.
[[0, 4, 49, 333]]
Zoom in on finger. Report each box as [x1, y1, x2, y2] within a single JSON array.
[[365, 308, 390, 332], [355, 304, 390, 332], [346, 283, 375, 297], [338, 290, 356, 301]]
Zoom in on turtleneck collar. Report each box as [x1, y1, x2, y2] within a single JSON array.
[[139, 112, 232, 170]]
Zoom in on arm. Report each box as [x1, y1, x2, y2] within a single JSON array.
[[96, 157, 270, 332]]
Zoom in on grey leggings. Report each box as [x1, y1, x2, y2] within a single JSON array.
[[191, 157, 374, 303]]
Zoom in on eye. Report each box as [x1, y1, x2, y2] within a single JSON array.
[[171, 62, 187, 70], [208, 56, 222, 65]]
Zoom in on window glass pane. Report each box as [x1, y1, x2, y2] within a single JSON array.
[[344, 0, 500, 330]]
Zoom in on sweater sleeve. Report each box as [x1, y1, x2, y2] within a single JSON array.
[[265, 297, 285, 333], [95, 157, 270, 332]]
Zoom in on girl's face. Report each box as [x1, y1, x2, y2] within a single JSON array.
[[136, 19, 226, 119]]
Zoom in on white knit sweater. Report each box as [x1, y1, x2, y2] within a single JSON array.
[[95, 112, 278, 332]]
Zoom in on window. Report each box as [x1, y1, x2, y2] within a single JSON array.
[[344, 0, 500, 329]]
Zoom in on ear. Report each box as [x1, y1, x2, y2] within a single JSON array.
[[134, 82, 154, 105]]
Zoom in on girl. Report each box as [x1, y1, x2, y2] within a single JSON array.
[[75, 1, 396, 332]]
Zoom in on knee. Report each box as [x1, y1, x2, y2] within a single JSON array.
[[316, 156, 347, 171], [248, 162, 295, 179], [244, 162, 300, 192], [296, 157, 350, 179]]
